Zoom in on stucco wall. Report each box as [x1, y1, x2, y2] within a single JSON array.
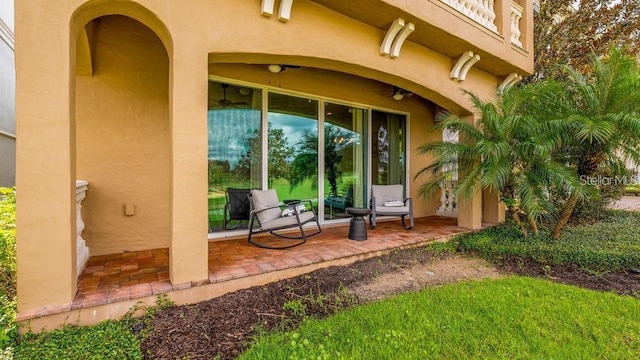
[[16, 0, 529, 317], [75, 15, 170, 255]]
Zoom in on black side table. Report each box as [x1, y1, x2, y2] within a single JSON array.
[[346, 207, 371, 240]]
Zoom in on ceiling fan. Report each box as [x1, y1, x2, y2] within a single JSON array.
[[268, 64, 302, 73], [380, 86, 414, 100], [216, 83, 249, 108], [390, 86, 413, 100]]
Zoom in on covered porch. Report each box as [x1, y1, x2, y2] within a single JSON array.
[[18, 216, 474, 329]]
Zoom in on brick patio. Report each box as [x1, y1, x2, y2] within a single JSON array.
[[72, 216, 466, 310]]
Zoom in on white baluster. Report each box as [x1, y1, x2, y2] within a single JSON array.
[[438, 181, 449, 212], [511, 1, 524, 47], [76, 180, 90, 272], [441, 0, 497, 32]]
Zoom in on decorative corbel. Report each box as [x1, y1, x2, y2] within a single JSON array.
[[279, 0, 294, 22], [262, 0, 294, 21], [261, 0, 275, 17], [380, 19, 414, 58], [497, 73, 523, 94], [458, 54, 480, 81], [450, 51, 480, 81], [390, 22, 415, 58], [380, 18, 406, 56]]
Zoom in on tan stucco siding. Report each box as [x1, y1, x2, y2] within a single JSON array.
[[76, 15, 170, 255], [15, 0, 530, 317], [15, 0, 78, 310]]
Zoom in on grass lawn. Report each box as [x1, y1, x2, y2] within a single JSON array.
[[240, 277, 640, 360]]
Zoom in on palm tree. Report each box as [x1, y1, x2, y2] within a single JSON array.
[[289, 125, 353, 196], [415, 88, 579, 237], [541, 48, 640, 238]]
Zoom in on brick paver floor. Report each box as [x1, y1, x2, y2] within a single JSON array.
[[73, 216, 467, 309]]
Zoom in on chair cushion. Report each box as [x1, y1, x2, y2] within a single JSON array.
[[260, 211, 316, 231], [371, 184, 404, 205], [251, 189, 282, 224], [374, 205, 410, 214]]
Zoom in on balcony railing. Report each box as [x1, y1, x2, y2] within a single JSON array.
[[440, 0, 497, 32], [439, 0, 525, 48], [437, 179, 458, 216], [510, 1, 524, 47]]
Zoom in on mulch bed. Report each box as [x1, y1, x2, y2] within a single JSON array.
[[498, 257, 640, 297], [139, 248, 639, 360]]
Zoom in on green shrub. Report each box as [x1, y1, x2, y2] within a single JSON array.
[[625, 183, 640, 195], [456, 210, 640, 271], [0, 188, 17, 356], [14, 321, 142, 360], [0, 187, 16, 299]]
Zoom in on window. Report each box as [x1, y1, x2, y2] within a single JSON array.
[[207, 79, 408, 233]]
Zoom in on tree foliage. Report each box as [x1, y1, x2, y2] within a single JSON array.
[[235, 124, 294, 187], [415, 89, 581, 236], [417, 49, 640, 239], [533, 0, 640, 81], [534, 49, 640, 237], [289, 125, 353, 196]]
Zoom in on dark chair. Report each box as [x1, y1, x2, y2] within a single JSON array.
[[369, 184, 414, 230], [248, 189, 321, 249], [223, 188, 251, 230]]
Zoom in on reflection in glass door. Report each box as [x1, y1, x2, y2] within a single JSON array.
[[268, 92, 319, 212], [207, 82, 262, 232], [323, 103, 367, 220], [371, 110, 406, 189]]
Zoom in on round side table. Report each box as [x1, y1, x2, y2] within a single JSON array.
[[345, 207, 371, 240]]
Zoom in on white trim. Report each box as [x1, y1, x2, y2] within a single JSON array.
[[261, 88, 269, 190], [0, 17, 14, 50], [318, 101, 326, 225], [0, 128, 16, 139]]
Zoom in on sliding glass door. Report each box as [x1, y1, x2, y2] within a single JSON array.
[[207, 82, 262, 231], [371, 110, 407, 188], [207, 79, 409, 233], [267, 92, 319, 211], [323, 102, 367, 220]]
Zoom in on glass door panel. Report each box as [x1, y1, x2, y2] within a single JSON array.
[[323, 102, 367, 220], [207, 82, 262, 232], [371, 110, 407, 190], [268, 92, 319, 213]]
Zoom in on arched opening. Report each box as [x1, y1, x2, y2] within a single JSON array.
[[74, 15, 171, 257]]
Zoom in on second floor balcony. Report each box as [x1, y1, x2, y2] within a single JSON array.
[[313, 0, 534, 75]]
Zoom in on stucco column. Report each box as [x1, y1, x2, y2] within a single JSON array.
[[15, 2, 77, 314], [169, 41, 209, 285], [456, 114, 482, 229], [457, 190, 483, 229], [483, 188, 505, 224]]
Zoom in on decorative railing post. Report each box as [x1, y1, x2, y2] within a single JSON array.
[[437, 129, 459, 217], [440, 0, 497, 32], [437, 179, 458, 216], [76, 180, 90, 272], [510, 1, 524, 47]]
